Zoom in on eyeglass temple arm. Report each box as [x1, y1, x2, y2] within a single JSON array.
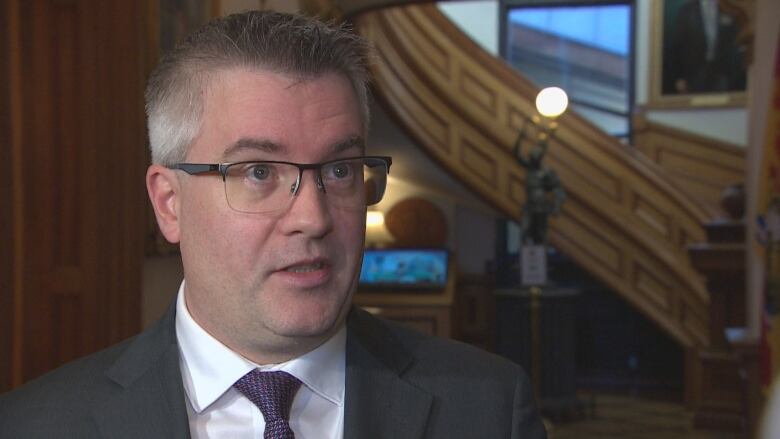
[[170, 163, 222, 175], [369, 157, 392, 173]]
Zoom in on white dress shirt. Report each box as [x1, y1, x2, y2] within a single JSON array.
[[699, 0, 719, 61], [174, 282, 346, 439]]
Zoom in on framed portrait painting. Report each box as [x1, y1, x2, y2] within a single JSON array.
[[648, 0, 753, 108]]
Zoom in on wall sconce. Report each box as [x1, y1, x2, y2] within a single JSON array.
[[365, 210, 394, 248]]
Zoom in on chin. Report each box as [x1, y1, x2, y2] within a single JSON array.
[[263, 274, 357, 340], [270, 301, 347, 338], [269, 316, 340, 340]]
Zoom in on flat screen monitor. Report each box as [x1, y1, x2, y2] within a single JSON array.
[[359, 248, 449, 290]]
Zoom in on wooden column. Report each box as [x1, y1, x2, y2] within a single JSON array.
[[1, 0, 150, 391], [688, 215, 757, 433]]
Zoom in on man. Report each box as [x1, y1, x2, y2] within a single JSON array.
[[664, 0, 747, 94], [0, 11, 546, 438]]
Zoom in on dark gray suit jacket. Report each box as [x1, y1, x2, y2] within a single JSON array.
[[0, 304, 546, 438]]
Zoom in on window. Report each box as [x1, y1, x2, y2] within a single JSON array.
[[500, 1, 635, 139]]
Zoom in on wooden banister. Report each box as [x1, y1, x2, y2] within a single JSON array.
[[353, 4, 711, 348]]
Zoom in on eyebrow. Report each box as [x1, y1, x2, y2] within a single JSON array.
[[332, 135, 365, 154], [221, 135, 365, 161], [221, 138, 281, 160]]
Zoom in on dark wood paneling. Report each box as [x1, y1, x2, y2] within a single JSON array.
[[0, 0, 16, 393], [688, 221, 749, 433], [92, 0, 147, 345], [4, 0, 147, 386]]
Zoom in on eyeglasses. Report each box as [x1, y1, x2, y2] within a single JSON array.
[[169, 156, 392, 214]]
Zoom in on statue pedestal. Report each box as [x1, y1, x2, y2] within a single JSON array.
[[495, 287, 588, 421]]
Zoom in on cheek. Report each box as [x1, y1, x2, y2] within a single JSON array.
[[179, 185, 276, 271], [334, 211, 366, 259], [180, 186, 224, 247], [208, 216, 278, 272]]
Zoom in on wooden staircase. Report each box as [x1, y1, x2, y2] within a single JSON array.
[[351, 3, 710, 349], [303, 0, 752, 430]]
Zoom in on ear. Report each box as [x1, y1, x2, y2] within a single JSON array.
[[146, 164, 181, 244]]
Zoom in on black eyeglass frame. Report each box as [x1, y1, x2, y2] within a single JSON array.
[[168, 155, 392, 202]]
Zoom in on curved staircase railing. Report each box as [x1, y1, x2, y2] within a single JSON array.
[[350, 4, 711, 348]]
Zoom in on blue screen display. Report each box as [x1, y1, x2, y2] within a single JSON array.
[[359, 248, 449, 289]]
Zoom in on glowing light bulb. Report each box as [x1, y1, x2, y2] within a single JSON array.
[[535, 87, 568, 118], [366, 210, 385, 227]]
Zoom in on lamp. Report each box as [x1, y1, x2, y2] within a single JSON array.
[[535, 86, 568, 118], [512, 86, 569, 249], [513, 87, 570, 408], [522, 86, 569, 147], [365, 210, 393, 248]]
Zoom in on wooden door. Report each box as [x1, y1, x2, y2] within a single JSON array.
[[1, 0, 150, 391]]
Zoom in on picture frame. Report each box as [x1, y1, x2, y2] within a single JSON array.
[[648, 0, 753, 108]]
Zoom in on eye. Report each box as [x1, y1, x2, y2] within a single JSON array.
[[328, 161, 353, 179], [247, 164, 271, 181]]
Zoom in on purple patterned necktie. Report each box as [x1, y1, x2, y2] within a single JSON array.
[[233, 369, 302, 439]]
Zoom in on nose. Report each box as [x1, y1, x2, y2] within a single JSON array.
[[278, 169, 333, 237]]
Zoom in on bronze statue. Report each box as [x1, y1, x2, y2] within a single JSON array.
[[513, 125, 566, 245]]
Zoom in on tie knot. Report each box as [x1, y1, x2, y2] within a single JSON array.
[[233, 369, 302, 437]]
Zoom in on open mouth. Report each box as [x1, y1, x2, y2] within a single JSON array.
[[284, 261, 326, 273]]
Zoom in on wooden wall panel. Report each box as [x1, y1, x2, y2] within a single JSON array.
[[633, 260, 673, 311], [634, 114, 746, 218], [92, 0, 149, 345], [2, 0, 148, 388], [0, 0, 17, 393], [556, 205, 624, 275], [551, 145, 622, 201], [356, 4, 711, 348]]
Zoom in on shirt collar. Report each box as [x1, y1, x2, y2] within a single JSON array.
[[175, 281, 346, 413]]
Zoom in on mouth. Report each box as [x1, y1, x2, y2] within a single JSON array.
[[274, 258, 332, 288], [283, 260, 326, 273]]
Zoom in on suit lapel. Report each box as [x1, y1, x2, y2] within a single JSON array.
[[92, 303, 191, 439], [344, 308, 433, 439], [89, 303, 433, 438]]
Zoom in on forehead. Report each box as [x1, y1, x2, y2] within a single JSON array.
[[190, 68, 364, 161]]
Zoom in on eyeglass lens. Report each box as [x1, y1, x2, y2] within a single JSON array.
[[222, 158, 388, 214]]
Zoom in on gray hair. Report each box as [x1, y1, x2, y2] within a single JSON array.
[[145, 10, 372, 165]]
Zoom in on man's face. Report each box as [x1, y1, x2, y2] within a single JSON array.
[[166, 69, 366, 362]]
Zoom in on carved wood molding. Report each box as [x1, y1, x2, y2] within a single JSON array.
[[354, 4, 710, 347], [633, 113, 746, 219]]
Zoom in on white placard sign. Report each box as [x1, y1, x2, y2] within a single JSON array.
[[521, 245, 547, 286]]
